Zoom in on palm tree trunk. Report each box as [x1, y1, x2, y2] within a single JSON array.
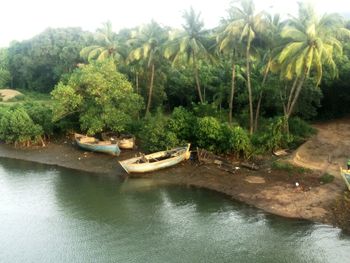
[[193, 52, 203, 103], [135, 71, 139, 94], [286, 77, 299, 113], [229, 64, 236, 124], [254, 62, 270, 131], [286, 73, 305, 119], [145, 64, 155, 116], [246, 41, 254, 135]]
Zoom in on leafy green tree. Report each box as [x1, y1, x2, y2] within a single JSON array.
[[7, 28, 93, 92], [165, 7, 213, 104], [127, 21, 167, 115], [0, 49, 11, 88], [276, 2, 350, 124], [51, 60, 143, 135]]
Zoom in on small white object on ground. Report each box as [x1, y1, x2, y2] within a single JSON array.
[[295, 182, 299, 187]]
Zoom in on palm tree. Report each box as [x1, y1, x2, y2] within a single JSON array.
[[217, 15, 245, 124], [221, 0, 266, 134], [127, 21, 167, 115], [164, 7, 212, 104], [254, 14, 283, 131], [276, 2, 350, 123], [80, 21, 122, 62]]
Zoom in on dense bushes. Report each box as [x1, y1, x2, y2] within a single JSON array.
[[138, 107, 314, 157], [139, 111, 179, 152], [0, 107, 43, 145]]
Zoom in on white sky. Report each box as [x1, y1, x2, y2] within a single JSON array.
[[0, 0, 349, 47]]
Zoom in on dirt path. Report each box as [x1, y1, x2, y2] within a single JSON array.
[[291, 117, 350, 176]]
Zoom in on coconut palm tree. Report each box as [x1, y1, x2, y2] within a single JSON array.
[[276, 2, 350, 123], [220, 0, 266, 134], [217, 16, 246, 124], [127, 21, 167, 115], [253, 14, 284, 131], [164, 7, 212, 104], [80, 21, 122, 62]]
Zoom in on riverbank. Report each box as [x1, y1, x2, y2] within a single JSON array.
[[0, 135, 349, 232]]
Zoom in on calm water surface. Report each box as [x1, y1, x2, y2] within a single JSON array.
[[1, 158, 350, 263]]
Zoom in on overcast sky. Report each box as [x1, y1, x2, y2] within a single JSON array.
[[0, 0, 349, 47]]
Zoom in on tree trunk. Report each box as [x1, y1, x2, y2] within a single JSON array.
[[286, 77, 299, 114], [254, 62, 270, 132], [286, 74, 305, 119], [145, 64, 155, 116], [193, 52, 203, 103], [135, 71, 139, 94], [246, 42, 254, 135], [283, 73, 306, 134], [229, 64, 236, 124]]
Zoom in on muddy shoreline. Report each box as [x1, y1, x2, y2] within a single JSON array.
[[0, 139, 348, 231]]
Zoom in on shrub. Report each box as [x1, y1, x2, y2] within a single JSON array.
[[252, 117, 293, 153], [288, 117, 316, 145], [167, 106, 196, 142], [139, 111, 179, 152], [195, 117, 222, 151], [23, 102, 54, 137], [221, 125, 252, 158], [0, 107, 43, 145]]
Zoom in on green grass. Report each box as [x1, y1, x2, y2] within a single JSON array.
[[272, 161, 310, 174], [320, 173, 335, 184]]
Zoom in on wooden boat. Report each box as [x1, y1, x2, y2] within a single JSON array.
[[74, 133, 121, 156], [119, 144, 191, 174], [340, 168, 350, 191], [101, 132, 136, 149]]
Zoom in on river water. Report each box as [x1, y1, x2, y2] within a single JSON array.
[[0, 158, 350, 263]]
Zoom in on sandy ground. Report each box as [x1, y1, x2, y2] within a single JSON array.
[[0, 119, 349, 231], [0, 89, 23, 101], [291, 117, 350, 176]]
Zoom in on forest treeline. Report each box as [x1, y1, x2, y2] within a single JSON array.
[[0, 0, 349, 155]]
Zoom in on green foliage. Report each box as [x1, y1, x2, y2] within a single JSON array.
[[139, 110, 179, 152], [167, 106, 196, 142], [221, 125, 252, 157], [0, 49, 10, 88], [23, 102, 54, 136], [320, 173, 335, 184], [7, 28, 93, 92], [0, 107, 43, 145], [252, 117, 292, 152], [51, 60, 144, 135], [195, 117, 223, 151], [288, 117, 316, 142]]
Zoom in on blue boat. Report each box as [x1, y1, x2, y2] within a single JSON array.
[[74, 133, 121, 156]]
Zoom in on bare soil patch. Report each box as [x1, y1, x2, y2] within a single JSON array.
[[0, 89, 23, 101]]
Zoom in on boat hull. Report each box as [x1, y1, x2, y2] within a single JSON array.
[[340, 168, 350, 191], [119, 145, 190, 174], [75, 133, 121, 156]]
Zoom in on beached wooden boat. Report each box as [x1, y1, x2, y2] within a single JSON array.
[[119, 144, 191, 174], [340, 168, 350, 191], [74, 133, 121, 156], [101, 132, 136, 149]]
